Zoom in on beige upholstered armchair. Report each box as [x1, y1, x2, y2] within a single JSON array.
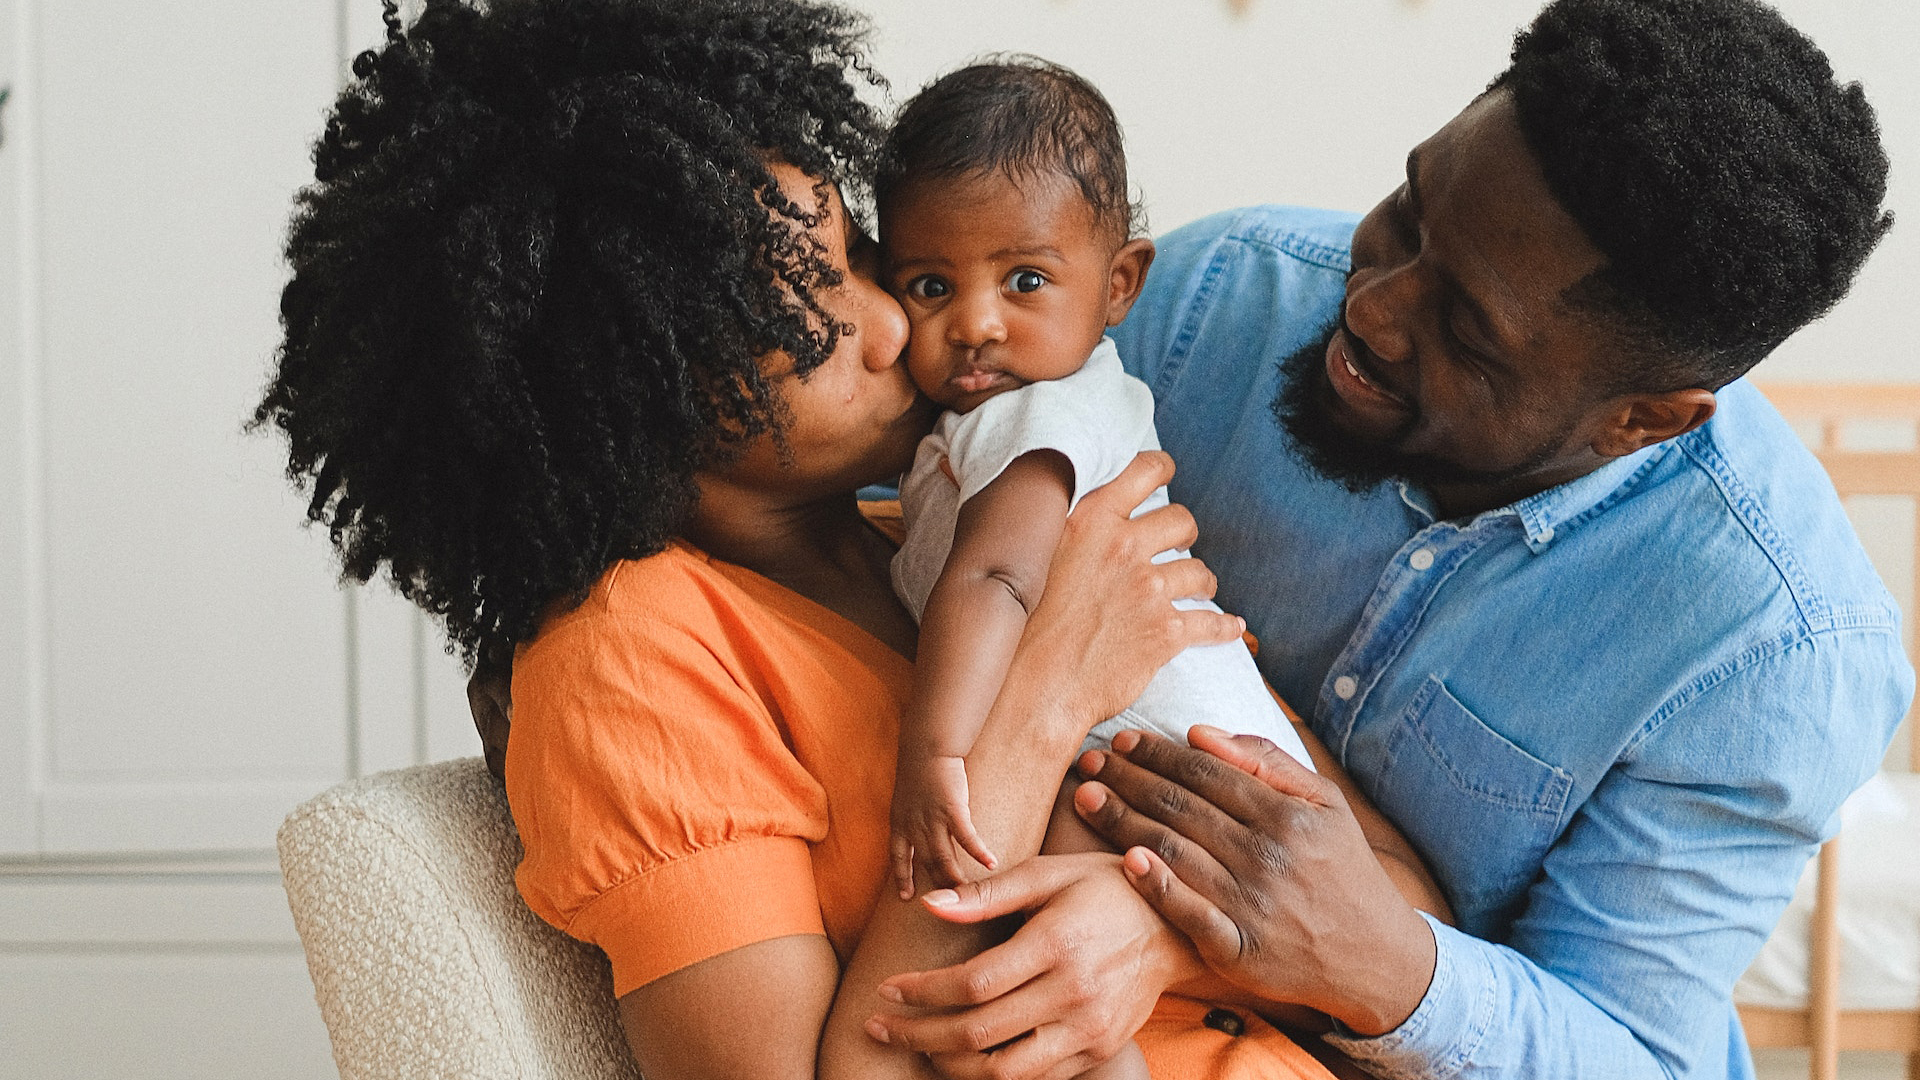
[[1736, 385, 1920, 1080], [278, 757, 641, 1080]]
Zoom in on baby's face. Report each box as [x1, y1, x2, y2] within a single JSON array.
[[882, 170, 1121, 413]]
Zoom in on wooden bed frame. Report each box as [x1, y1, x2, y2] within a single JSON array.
[[1740, 384, 1920, 1080]]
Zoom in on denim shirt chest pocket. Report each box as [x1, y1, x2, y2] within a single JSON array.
[[1372, 676, 1574, 938]]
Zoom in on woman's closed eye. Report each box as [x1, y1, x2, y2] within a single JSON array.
[[1006, 268, 1047, 294]]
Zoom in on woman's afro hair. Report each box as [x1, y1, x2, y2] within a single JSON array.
[[252, 0, 885, 664], [1494, 0, 1892, 391]]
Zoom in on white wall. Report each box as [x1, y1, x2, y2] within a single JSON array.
[[0, 1, 1910, 1077]]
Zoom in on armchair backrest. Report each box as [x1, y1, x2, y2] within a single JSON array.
[[278, 757, 642, 1080]]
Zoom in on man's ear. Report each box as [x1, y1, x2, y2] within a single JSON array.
[[1104, 238, 1156, 326], [1592, 389, 1717, 458]]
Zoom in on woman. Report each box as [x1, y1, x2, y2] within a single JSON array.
[[256, 2, 1440, 1077]]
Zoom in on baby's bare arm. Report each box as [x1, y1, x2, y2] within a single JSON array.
[[902, 449, 1075, 761]]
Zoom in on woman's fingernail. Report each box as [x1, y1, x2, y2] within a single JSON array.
[[1076, 749, 1105, 775], [865, 1017, 891, 1044], [1112, 730, 1141, 752], [878, 983, 904, 1004], [1191, 723, 1227, 741], [1076, 783, 1108, 811], [1123, 847, 1152, 877], [923, 889, 960, 908]]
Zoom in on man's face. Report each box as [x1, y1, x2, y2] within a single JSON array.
[[1276, 90, 1626, 516]]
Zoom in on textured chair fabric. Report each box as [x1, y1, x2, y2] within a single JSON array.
[[279, 757, 641, 1080]]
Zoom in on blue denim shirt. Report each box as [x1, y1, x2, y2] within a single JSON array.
[[1110, 206, 1915, 1080]]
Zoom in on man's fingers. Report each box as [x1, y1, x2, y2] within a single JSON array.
[[1113, 730, 1326, 827], [1120, 846, 1245, 970], [1185, 724, 1330, 803], [1070, 778, 1234, 892]]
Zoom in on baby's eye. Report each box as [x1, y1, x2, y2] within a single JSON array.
[[906, 276, 950, 300], [1008, 269, 1046, 294]]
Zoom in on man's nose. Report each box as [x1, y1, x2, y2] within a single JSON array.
[[946, 293, 1007, 349], [1343, 265, 1423, 364]]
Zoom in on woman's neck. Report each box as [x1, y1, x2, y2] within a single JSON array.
[[684, 479, 917, 659]]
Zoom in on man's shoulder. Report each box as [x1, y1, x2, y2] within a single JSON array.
[[1154, 204, 1361, 274], [1652, 380, 1901, 636]]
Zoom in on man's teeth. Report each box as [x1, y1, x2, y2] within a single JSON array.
[[1346, 358, 1372, 386]]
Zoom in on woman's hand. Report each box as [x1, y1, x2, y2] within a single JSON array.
[[864, 853, 1195, 1080], [1014, 452, 1245, 732], [1075, 727, 1439, 1038]]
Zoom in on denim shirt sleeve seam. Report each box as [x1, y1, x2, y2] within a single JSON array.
[[1626, 620, 1893, 757]]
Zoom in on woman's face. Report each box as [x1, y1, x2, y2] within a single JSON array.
[[718, 163, 935, 500]]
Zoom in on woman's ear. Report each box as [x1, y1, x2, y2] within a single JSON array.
[[1591, 388, 1718, 458], [1104, 239, 1156, 326]]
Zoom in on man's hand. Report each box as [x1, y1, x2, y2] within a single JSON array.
[[1075, 726, 1438, 1037], [467, 653, 512, 782], [863, 853, 1193, 1080]]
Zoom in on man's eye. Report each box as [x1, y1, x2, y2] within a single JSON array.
[[907, 276, 950, 300], [1008, 269, 1046, 293]]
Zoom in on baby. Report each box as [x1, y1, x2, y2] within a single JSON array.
[[878, 62, 1316, 1072]]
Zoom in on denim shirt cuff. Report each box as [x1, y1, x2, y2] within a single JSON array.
[[1321, 913, 1492, 1080]]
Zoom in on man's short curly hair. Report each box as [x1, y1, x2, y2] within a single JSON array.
[[252, 0, 884, 663], [1493, 0, 1892, 392]]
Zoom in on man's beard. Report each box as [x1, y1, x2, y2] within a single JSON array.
[[1270, 322, 1566, 498]]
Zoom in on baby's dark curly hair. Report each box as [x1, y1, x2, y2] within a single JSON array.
[[1494, 0, 1891, 392], [252, 0, 885, 664], [875, 56, 1143, 242]]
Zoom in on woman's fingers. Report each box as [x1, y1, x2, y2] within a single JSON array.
[[879, 922, 1048, 1011], [1078, 451, 1175, 519], [1119, 846, 1246, 971], [910, 853, 1096, 925]]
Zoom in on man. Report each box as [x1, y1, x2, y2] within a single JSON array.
[[474, 0, 1911, 1076], [865, 0, 1911, 1077]]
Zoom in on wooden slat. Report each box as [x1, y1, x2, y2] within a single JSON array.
[[1741, 1006, 1920, 1052], [1758, 383, 1920, 418]]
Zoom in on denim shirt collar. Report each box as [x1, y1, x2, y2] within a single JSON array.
[[1396, 441, 1669, 553]]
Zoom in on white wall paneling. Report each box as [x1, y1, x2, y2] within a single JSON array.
[[0, 0, 43, 857]]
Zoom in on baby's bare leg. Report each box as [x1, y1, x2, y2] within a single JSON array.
[[1040, 778, 1150, 1080]]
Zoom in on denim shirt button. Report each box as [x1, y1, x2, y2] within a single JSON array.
[[1538, 526, 1556, 543], [1409, 548, 1436, 571], [1334, 675, 1358, 700]]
